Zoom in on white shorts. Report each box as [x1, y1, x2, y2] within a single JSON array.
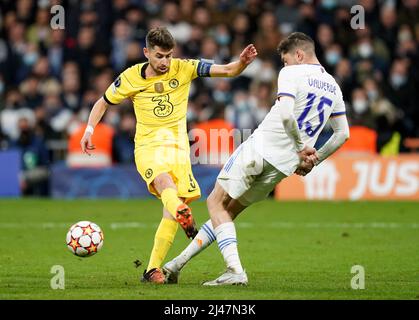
[[217, 137, 287, 206]]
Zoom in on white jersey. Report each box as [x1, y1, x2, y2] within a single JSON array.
[[252, 64, 346, 176]]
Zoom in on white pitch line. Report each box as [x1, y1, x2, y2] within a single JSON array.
[[0, 222, 418, 229]]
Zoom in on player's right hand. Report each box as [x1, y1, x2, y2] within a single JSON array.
[[80, 132, 95, 156], [297, 146, 318, 164], [239, 44, 258, 66], [295, 156, 316, 176]]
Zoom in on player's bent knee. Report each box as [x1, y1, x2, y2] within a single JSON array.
[[153, 173, 175, 193]]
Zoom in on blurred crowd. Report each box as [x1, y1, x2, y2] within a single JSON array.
[[0, 0, 418, 195]]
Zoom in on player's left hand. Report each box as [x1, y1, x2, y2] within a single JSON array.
[[295, 153, 318, 176], [295, 159, 313, 176], [239, 44, 258, 65]]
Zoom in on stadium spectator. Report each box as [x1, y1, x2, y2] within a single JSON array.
[[383, 58, 418, 137], [162, 1, 192, 45], [254, 11, 282, 60], [333, 58, 356, 100], [112, 111, 135, 164], [275, 0, 299, 35], [1, 88, 31, 141], [225, 81, 271, 136], [316, 23, 335, 61], [27, 8, 51, 46], [11, 115, 49, 196], [19, 73, 43, 109], [110, 19, 133, 73], [67, 122, 114, 168], [47, 29, 66, 79], [378, 4, 399, 55], [348, 87, 376, 129], [61, 61, 82, 112]]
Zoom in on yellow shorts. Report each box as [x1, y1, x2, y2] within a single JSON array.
[[134, 146, 201, 203]]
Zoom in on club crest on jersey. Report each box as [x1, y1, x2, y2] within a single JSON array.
[[154, 82, 164, 93], [145, 168, 153, 179], [169, 79, 179, 88]]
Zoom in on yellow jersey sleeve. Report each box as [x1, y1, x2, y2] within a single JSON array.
[[180, 59, 213, 81], [103, 69, 136, 105]]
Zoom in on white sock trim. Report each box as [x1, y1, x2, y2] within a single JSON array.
[[214, 222, 244, 274]]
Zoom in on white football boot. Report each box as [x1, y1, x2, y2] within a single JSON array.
[[162, 260, 181, 284], [203, 268, 248, 286]]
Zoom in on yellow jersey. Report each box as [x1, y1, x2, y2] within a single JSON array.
[[104, 58, 211, 150]]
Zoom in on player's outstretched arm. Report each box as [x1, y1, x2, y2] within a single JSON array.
[[209, 44, 257, 77], [80, 97, 109, 155]]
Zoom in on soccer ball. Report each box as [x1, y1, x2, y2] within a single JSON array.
[[66, 221, 104, 257]]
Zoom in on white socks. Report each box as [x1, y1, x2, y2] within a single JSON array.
[[214, 222, 244, 274], [170, 220, 244, 275], [172, 219, 216, 270]]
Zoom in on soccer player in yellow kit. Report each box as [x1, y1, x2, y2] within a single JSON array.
[[80, 27, 257, 283]]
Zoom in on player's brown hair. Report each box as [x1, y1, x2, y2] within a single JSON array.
[[277, 32, 315, 55], [146, 27, 175, 50]]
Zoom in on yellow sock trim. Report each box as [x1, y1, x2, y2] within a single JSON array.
[[147, 218, 178, 271], [161, 188, 183, 219]]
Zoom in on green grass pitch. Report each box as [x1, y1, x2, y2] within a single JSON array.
[[0, 199, 418, 300]]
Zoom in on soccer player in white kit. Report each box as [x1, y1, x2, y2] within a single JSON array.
[[163, 32, 350, 285]]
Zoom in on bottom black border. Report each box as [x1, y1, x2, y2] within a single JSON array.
[[1, 299, 417, 318]]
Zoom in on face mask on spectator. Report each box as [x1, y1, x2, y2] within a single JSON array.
[[390, 74, 407, 88], [352, 99, 368, 114], [213, 90, 229, 103], [367, 90, 378, 101], [358, 43, 373, 58], [325, 51, 341, 66], [259, 68, 274, 82], [237, 100, 248, 111], [145, 2, 159, 15], [216, 34, 231, 46], [321, 0, 337, 9], [398, 31, 412, 43], [23, 52, 39, 66], [187, 109, 198, 122], [107, 113, 120, 127]]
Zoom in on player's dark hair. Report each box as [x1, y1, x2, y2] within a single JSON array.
[[277, 32, 315, 56], [146, 27, 175, 50]]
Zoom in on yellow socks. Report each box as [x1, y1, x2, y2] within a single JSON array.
[[161, 188, 183, 219], [147, 217, 178, 271], [147, 188, 183, 271]]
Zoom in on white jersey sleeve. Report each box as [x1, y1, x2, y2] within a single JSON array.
[[277, 67, 298, 99], [330, 89, 346, 117]]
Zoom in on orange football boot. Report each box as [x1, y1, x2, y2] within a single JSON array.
[[176, 203, 198, 240]]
